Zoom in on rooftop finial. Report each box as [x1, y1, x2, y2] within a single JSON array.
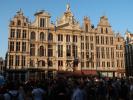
[[66, 3, 70, 12], [17, 8, 23, 15]]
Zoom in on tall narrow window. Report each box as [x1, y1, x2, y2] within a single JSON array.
[[96, 61, 100, 68], [101, 28, 103, 33], [73, 45, 78, 58], [73, 35, 77, 42], [22, 30, 27, 39], [81, 62, 84, 68], [48, 60, 53, 67], [106, 47, 110, 59], [86, 43, 89, 50], [66, 45, 71, 56], [90, 36, 93, 41], [91, 62, 94, 68], [102, 62, 105, 67], [96, 36, 99, 44], [81, 43, 84, 50], [9, 55, 14, 66], [58, 34, 63, 41], [22, 56, 26, 66], [90, 43, 94, 50], [86, 36, 89, 42], [66, 35, 70, 42], [48, 45, 53, 57], [15, 55, 20, 66], [85, 24, 88, 32], [58, 45, 63, 57], [101, 47, 105, 58], [16, 29, 21, 38], [106, 28, 108, 33], [30, 60, 34, 67], [96, 47, 100, 59], [10, 41, 14, 51], [40, 32, 45, 41], [86, 61, 89, 67], [30, 44, 35, 56], [81, 52, 84, 59], [39, 46, 44, 56], [16, 42, 20, 52], [22, 42, 26, 52], [110, 37, 113, 45], [91, 52, 94, 60], [106, 37, 109, 44], [40, 18, 45, 27], [101, 36, 104, 44], [42, 61, 45, 67], [107, 62, 110, 67], [111, 48, 114, 59], [31, 31, 36, 40], [58, 60, 63, 66], [48, 33, 53, 41], [17, 20, 21, 26], [112, 61, 114, 67], [81, 36, 84, 41], [10, 29, 15, 38]]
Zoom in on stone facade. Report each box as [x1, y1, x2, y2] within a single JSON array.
[[7, 4, 125, 81], [0, 57, 5, 75], [125, 31, 133, 76]]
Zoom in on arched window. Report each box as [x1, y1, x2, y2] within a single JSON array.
[[31, 31, 36, 40], [17, 20, 21, 26], [39, 46, 44, 56], [48, 33, 53, 41], [40, 32, 45, 41]]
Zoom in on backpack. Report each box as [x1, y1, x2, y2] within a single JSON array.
[[8, 92, 19, 100]]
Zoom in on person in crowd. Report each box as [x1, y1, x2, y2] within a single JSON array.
[[32, 82, 45, 100], [71, 79, 87, 100], [4, 81, 24, 100]]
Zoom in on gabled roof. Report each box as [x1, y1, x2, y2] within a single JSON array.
[[98, 16, 111, 27]]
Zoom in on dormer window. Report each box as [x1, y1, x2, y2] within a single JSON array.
[[24, 23, 26, 26], [17, 20, 21, 26], [101, 28, 103, 33], [106, 28, 108, 33], [40, 18, 45, 27], [85, 24, 88, 32], [11, 21, 14, 25], [118, 38, 120, 42]]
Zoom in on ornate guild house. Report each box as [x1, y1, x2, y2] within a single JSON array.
[[7, 4, 125, 81]]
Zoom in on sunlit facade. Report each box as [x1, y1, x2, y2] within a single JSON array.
[[7, 4, 125, 81]]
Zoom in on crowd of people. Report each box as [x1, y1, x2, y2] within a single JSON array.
[[0, 76, 133, 100]]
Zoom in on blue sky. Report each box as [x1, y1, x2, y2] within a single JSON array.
[[0, 0, 133, 58]]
